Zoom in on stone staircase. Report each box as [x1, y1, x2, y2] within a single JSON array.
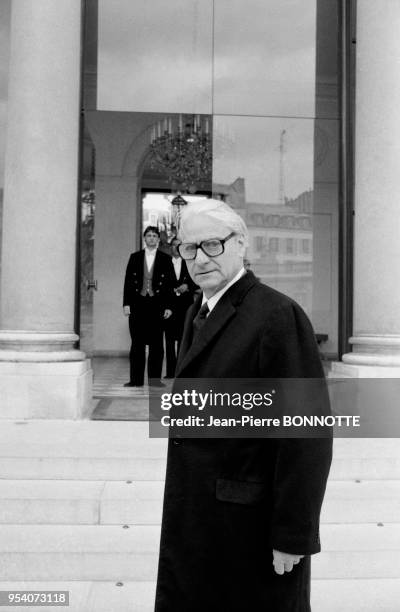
[[0, 421, 399, 611]]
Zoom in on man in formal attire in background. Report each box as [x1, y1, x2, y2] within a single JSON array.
[[123, 226, 175, 387], [164, 237, 198, 379], [155, 199, 332, 611]]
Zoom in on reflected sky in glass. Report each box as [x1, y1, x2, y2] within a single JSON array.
[[213, 115, 314, 203], [214, 0, 317, 117], [98, 0, 213, 113], [98, 0, 317, 118], [0, 0, 11, 189]]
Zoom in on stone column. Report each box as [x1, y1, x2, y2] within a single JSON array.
[[332, 0, 400, 377], [0, 0, 92, 417]]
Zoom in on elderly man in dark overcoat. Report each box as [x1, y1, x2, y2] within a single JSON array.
[[123, 226, 175, 387], [155, 200, 332, 611]]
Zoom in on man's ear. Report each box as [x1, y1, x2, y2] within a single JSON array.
[[236, 235, 247, 257]]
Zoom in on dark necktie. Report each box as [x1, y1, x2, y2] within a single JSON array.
[[192, 302, 209, 338]]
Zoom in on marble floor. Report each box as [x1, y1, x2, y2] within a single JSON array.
[[92, 357, 150, 398], [91, 357, 174, 420], [92, 355, 332, 398]]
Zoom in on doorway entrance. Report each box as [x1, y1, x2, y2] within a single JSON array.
[[79, 0, 347, 412]]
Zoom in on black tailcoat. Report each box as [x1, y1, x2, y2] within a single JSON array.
[[155, 272, 332, 612], [123, 249, 175, 311], [165, 259, 198, 336], [164, 259, 198, 377], [123, 249, 175, 384]]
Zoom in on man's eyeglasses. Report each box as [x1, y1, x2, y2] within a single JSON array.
[[177, 232, 236, 260]]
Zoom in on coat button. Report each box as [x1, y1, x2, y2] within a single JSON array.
[[172, 439, 182, 446]]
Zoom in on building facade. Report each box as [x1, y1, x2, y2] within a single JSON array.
[[0, 0, 399, 418]]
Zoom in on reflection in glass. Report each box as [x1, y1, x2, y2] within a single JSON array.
[[90, 0, 340, 358], [0, 0, 11, 287], [79, 125, 96, 355], [213, 115, 314, 204], [142, 193, 208, 256], [97, 0, 213, 113], [213, 114, 339, 356], [149, 114, 212, 194], [214, 0, 317, 117]]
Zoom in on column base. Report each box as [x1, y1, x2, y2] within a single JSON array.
[[0, 359, 93, 419], [330, 335, 400, 378], [0, 332, 93, 419]]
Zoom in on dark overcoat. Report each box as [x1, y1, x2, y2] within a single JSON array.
[[155, 271, 332, 612], [164, 259, 198, 338]]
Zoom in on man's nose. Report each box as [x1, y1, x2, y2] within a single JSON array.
[[194, 247, 210, 264]]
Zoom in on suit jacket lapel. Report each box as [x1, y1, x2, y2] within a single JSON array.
[[137, 250, 145, 284], [175, 271, 257, 376], [178, 264, 184, 284], [152, 249, 161, 278], [176, 296, 200, 369]]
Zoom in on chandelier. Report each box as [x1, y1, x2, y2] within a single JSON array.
[[149, 114, 212, 194]]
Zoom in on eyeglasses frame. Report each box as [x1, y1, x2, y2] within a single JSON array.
[[177, 232, 237, 260]]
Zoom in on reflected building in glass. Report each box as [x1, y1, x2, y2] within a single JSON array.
[[1, 0, 400, 418], [86, 0, 340, 360]]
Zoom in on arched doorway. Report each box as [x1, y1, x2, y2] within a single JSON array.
[[79, 111, 212, 403]]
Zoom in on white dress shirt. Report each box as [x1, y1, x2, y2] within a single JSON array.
[[202, 268, 246, 314], [172, 257, 182, 280], [144, 246, 157, 271]]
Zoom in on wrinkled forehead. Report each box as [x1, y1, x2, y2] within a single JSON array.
[[179, 214, 229, 242]]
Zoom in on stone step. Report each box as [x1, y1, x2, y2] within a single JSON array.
[[0, 524, 399, 581], [330, 457, 400, 480], [311, 579, 400, 612], [0, 421, 167, 481], [4, 455, 400, 481], [0, 480, 163, 526], [1, 479, 400, 525], [1, 421, 400, 481], [0, 455, 168, 481], [0, 525, 159, 582], [321, 479, 400, 524], [0, 579, 400, 612]]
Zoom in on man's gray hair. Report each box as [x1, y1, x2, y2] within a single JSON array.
[[178, 198, 249, 247]]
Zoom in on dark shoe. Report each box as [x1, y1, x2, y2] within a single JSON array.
[[163, 376, 174, 380], [124, 382, 143, 387], [150, 380, 165, 388]]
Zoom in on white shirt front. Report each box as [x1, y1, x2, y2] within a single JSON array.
[[172, 257, 182, 280], [144, 247, 157, 271], [202, 267, 246, 314]]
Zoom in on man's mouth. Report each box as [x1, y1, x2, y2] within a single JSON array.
[[196, 270, 215, 276]]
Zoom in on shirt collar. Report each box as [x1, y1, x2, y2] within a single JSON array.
[[144, 246, 157, 257], [202, 268, 246, 313]]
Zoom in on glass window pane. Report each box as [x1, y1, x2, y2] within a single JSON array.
[[97, 0, 213, 113], [0, 0, 11, 287], [315, 0, 339, 119], [212, 114, 339, 356], [89, 0, 341, 360], [213, 116, 314, 203], [214, 0, 317, 117]]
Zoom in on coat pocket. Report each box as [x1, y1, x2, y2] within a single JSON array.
[[216, 478, 266, 505]]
